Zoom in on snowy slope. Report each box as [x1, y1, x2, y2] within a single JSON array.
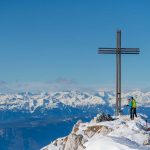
[[41, 115, 150, 150]]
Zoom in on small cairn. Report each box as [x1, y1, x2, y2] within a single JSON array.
[[96, 113, 114, 123]]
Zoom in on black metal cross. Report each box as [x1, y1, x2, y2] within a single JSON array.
[[98, 30, 140, 116]]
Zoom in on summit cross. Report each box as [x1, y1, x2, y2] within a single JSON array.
[[98, 30, 140, 116]]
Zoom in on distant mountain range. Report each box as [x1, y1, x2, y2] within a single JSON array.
[[0, 90, 149, 124], [0, 90, 150, 113], [0, 90, 150, 150]]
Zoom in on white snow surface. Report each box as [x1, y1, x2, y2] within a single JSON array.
[[85, 136, 136, 150], [42, 115, 150, 150]]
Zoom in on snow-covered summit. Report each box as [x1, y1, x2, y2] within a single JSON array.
[[41, 114, 150, 150]]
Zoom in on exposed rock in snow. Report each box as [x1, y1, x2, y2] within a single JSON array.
[[95, 113, 114, 122], [41, 114, 150, 150], [64, 134, 85, 150]]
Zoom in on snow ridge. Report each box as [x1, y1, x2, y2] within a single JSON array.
[[42, 115, 150, 150]]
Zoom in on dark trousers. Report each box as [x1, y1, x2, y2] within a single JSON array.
[[132, 108, 137, 119], [130, 108, 133, 119], [130, 108, 137, 119]]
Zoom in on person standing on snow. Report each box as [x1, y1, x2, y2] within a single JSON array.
[[131, 96, 137, 119], [128, 98, 133, 120]]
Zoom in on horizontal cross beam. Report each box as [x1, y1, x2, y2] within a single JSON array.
[[98, 48, 140, 54], [98, 52, 140, 54], [98, 51, 140, 53], [98, 48, 140, 51], [98, 51, 140, 54]]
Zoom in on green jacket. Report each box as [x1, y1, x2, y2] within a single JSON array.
[[132, 99, 136, 108]]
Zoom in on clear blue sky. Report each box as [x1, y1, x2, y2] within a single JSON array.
[[0, 0, 150, 91]]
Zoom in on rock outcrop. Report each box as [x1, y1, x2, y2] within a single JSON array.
[[41, 114, 150, 150]]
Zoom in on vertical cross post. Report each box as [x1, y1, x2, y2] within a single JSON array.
[[116, 30, 121, 115], [98, 30, 140, 116]]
